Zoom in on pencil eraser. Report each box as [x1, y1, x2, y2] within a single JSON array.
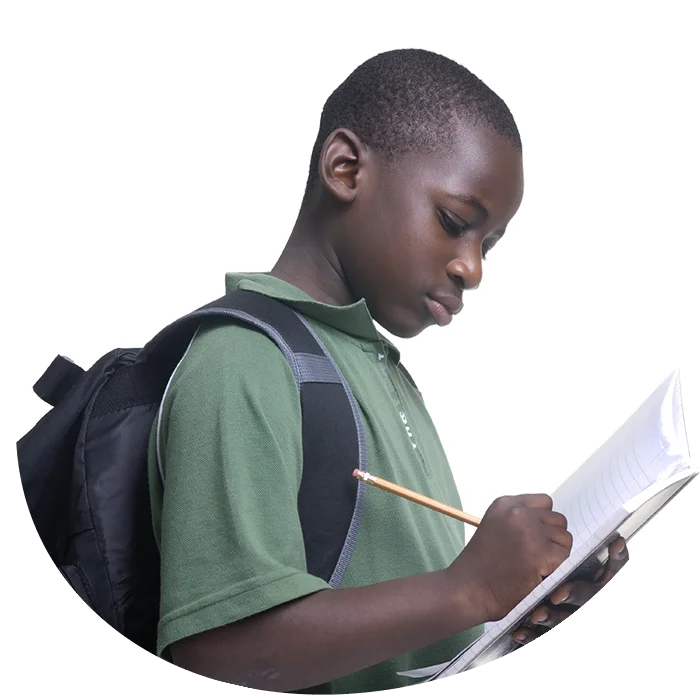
[[352, 469, 360, 479]]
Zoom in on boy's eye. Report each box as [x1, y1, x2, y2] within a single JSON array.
[[438, 209, 470, 238], [439, 211, 491, 260]]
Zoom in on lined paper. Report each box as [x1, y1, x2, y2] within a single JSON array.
[[550, 369, 689, 551]]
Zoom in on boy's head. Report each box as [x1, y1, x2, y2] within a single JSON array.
[[299, 49, 524, 338]]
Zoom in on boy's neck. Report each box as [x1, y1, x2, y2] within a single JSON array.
[[270, 209, 355, 308]]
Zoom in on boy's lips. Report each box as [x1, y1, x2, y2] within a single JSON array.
[[425, 294, 463, 327], [432, 293, 464, 315]]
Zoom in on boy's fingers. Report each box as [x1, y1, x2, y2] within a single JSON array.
[[598, 538, 629, 585], [546, 525, 574, 551], [515, 600, 583, 645], [539, 509, 568, 530], [518, 493, 554, 510], [550, 580, 597, 607], [528, 605, 550, 625], [611, 537, 628, 562], [610, 536, 627, 556], [527, 604, 573, 628], [513, 537, 631, 647], [512, 627, 541, 645]]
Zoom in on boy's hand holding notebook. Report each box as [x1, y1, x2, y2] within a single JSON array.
[[355, 370, 698, 680], [435, 493, 629, 642], [362, 369, 695, 680], [357, 470, 627, 643], [443, 492, 574, 623], [510, 533, 628, 645], [357, 463, 630, 648]]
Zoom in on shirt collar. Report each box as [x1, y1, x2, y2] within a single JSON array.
[[225, 272, 400, 359]]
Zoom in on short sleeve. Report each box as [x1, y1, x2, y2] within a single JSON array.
[[149, 321, 331, 656]]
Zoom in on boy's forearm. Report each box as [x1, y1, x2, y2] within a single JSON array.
[[169, 568, 486, 692]]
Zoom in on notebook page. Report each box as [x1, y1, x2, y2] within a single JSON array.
[[550, 369, 689, 552]]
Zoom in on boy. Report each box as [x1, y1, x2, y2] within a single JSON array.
[[148, 49, 627, 693]]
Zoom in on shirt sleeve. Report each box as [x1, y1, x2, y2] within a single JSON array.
[[150, 320, 332, 656]]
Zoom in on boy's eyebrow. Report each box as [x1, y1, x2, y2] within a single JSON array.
[[446, 194, 509, 240], [446, 193, 489, 219]]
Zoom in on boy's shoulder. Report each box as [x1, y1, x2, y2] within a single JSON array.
[[166, 318, 300, 402]]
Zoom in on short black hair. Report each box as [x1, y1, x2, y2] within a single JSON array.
[[305, 48, 521, 193]]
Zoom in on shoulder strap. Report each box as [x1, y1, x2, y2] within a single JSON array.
[[145, 290, 367, 587]]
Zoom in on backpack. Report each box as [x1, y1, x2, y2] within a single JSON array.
[[16, 289, 367, 654]]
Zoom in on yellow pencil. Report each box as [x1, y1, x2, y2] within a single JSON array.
[[353, 469, 481, 528]]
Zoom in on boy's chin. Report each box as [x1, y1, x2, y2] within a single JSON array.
[[374, 309, 430, 339]]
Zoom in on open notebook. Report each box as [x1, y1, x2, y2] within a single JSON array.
[[402, 369, 695, 681]]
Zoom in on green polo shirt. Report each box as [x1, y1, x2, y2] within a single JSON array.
[[147, 273, 482, 693]]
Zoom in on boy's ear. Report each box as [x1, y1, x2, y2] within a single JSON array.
[[318, 128, 366, 203]]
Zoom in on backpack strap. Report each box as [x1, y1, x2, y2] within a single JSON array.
[[143, 290, 367, 588]]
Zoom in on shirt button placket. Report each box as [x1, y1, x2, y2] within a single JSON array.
[[377, 342, 431, 478]]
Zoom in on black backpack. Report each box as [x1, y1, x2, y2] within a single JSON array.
[[16, 290, 367, 654]]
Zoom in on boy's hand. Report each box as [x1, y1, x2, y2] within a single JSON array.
[[448, 494, 573, 623], [511, 536, 629, 645]]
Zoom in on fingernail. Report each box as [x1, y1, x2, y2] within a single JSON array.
[[532, 611, 548, 624], [553, 592, 570, 605], [513, 632, 527, 643], [616, 545, 627, 559]]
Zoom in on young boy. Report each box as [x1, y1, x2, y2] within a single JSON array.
[[148, 49, 627, 693]]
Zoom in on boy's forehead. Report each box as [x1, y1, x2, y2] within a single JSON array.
[[395, 121, 524, 213]]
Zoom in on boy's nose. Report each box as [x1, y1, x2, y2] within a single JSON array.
[[446, 256, 482, 291]]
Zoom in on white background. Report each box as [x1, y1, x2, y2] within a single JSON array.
[[2, 1, 698, 697]]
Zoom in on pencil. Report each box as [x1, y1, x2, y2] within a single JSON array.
[[352, 469, 481, 528]]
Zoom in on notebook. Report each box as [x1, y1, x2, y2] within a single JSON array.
[[401, 369, 696, 681]]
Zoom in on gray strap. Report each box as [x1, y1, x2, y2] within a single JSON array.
[[295, 353, 343, 384], [291, 311, 368, 588]]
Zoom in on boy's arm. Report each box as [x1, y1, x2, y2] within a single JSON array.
[[170, 568, 470, 691], [170, 494, 573, 692]]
